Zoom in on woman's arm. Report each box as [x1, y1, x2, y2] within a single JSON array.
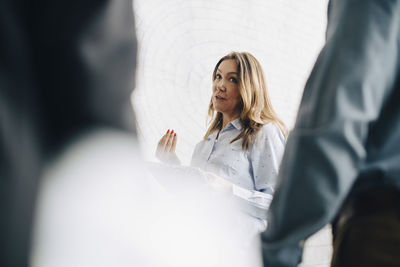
[[250, 123, 285, 195]]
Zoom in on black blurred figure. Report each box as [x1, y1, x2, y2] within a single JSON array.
[[0, 1, 137, 265]]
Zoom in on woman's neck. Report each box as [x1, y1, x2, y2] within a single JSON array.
[[221, 113, 239, 129]]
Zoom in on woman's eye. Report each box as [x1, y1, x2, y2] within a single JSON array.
[[230, 77, 238, 83], [215, 74, 222, 80]]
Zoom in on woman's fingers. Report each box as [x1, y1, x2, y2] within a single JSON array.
[[156, 129, 175, 151], [170, 132, 177, 152], [165, 130, 175, 152], [156, 129, 170, 157]]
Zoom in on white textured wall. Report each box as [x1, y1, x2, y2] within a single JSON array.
[[133, 0, 331, 266], [133, 0, 328, 163]]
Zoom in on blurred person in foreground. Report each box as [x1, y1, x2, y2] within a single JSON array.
[[1, 0, 136, 266], [1, 1, 263, 267], [262, 0, 400, 266]]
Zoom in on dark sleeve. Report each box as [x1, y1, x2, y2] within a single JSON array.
[[261, 0, 400, 266]]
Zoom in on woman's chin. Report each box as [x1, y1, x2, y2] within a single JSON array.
[[213, 103, 225, 113], [214, 107, 225, 114]]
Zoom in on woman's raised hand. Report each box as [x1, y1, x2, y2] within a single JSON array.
[[156, 129, 181, 165]]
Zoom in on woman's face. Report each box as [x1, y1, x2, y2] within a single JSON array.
[[212, 59, 242, 118]]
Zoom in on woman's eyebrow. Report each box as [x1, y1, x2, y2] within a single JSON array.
[[217, 69, 239, 75]]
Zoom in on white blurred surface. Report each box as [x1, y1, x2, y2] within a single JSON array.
[[31, 130, 264, 267]]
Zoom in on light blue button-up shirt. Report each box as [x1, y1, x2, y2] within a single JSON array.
[[190, 119, 285, 217]]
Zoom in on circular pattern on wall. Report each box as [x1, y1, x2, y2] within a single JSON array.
[[133, 0, 327, 164]]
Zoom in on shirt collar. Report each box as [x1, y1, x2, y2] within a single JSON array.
[[229, 118, 243, 131], [207, 118, 242, 140]]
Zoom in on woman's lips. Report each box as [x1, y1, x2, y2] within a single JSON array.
[[215, 95, 226, 101]]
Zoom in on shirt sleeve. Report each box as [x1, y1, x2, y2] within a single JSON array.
[[229, 123, 284, 220], [262, 0, 400, 266], [231, 184, 273, 220], [250, 123, 285, 195]]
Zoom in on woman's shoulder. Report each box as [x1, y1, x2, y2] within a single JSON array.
[[260, 122, 281, 135], [257, 122, 286, 144], [247, 122, 285, 156]]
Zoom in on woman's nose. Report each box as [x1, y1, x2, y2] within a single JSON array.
[[217, 79, 226, 91]]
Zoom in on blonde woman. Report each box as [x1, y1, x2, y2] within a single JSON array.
[[156, 52, 286, 225]]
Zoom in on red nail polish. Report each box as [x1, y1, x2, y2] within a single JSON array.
[[174, 133, 176, 137], [171, 130, 174, 134], [167, 129, 170, 133]]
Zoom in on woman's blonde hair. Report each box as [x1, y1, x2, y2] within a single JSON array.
[[204, 51, 287, 150]]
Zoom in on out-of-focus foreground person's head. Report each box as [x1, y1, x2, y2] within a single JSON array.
[[0, 1, 137, 265]]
